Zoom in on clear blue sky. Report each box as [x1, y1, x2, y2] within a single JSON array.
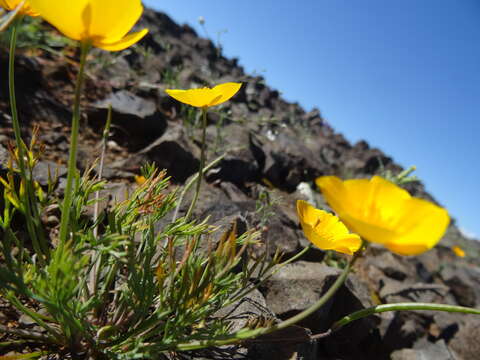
[[144, 0, 480, 239]]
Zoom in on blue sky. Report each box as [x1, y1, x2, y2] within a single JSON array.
[[144, 0, 480, 239]]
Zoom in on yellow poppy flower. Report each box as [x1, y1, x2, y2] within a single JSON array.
[[452, 245, 465, 258], [0, 0, 39, 16], [315, 176, 450, 256], [165, 82, 242, 108], [28, 0, 148, 51], [296, 200, 362, 255], [134, 175, 146, 186]]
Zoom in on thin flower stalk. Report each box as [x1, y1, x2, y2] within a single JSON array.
[[93, 104, 112, 239], [58, 41, 90, 248], [185, 107, 207, 220], [331, 302, 480, 332], [88, 105, 112, 296], [172, 152, 227, 222], [8, 16, 48, 262]]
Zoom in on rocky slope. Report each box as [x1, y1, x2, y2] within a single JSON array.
[[1, 8, 480, 360]]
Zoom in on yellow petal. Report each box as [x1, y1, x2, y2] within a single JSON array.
[[165, 88, 211, 108], [94, 29, 148, 52], [28, 0, 87, 40], [296, 200, 362, 255], [0, 0, 13, 10], [0, 0, 38, 16], [383, 198, 449, 255], [316, 175, 450, 256], [208, 82, 242, 107], [166, 82, 242, 108], [86, 0, 144, 43], [20, 1, 39, 16], [1, 0, 18, 10], [28, 0, 146, 50]]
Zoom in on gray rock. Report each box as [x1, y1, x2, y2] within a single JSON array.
[[367, 251, 413, 281], [391, 338, 456, 360], [111, 123, 198, 183], [214, 288, 317, 360], [380, 312, 430, 355], [439, 264, 480, 307], [89, 90, 167, 152], [0, 143, 9, 167], [95, 90, 156, 119], [444, 315, 480, 360], [262, 262, 339, 320], [262, 261, 377, 340], [379, 281, 449, 304], [32, 160, 67, 186]]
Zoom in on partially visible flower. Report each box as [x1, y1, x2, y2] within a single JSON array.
[[134, 174, 146, 186], [165, 82, 242, 108], [316, 176, 450, 256], [452, 245, 465, 258], [0, 0, 39, 16], [28, 0, 148, 51], [296, 200, 362, 255]]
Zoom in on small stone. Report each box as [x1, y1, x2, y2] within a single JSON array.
[[46, 215, 59, 226], [19, 314, 35, 326]]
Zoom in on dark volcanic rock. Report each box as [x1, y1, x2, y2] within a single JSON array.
[[89, 90, 167, 151], [447, 315, 480, 359], [439, 264, 480, 307], [391, 338, 455, 360], [261, 261, 380, 359]]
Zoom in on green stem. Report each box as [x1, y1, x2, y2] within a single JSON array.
[[93, 104, 112, 238], [173, 243, 364, 351], [331, 302, 480, 331], [172, 152, 226, 222], [88, 104, 112, 298], [58, 41, 90, 247], [185, 107, 207, 221], [8, 17, 48, 263], [8, 19, 25, 193]]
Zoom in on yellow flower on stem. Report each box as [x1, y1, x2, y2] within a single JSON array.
[[452, 245, 465, 258], [24, 0, 148, 245], [28, 0, 148, 51], [296, 200, 362, 255], [165, 82, 242, 108], [0, 0, 38, 16], [316, 176, 450, 256], [165, 82, 241, 220]]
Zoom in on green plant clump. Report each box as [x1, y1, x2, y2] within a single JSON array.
[[0, 134, 281, 359]]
